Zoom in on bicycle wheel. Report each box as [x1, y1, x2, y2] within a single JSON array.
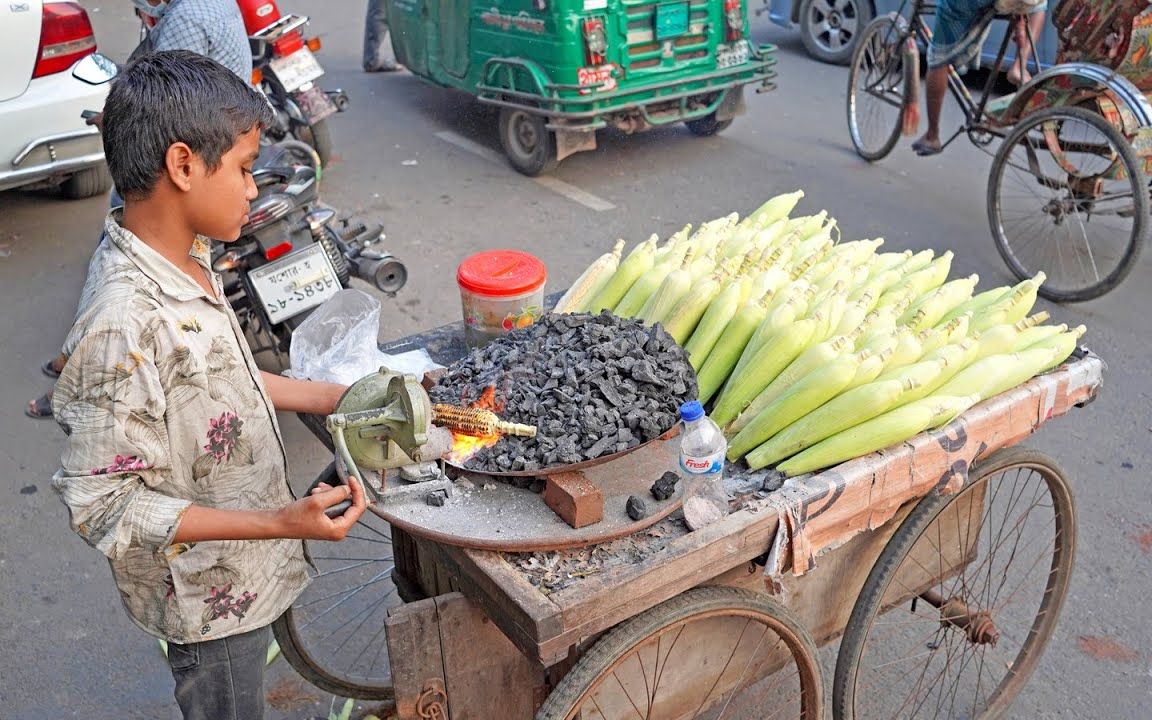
[[847, 14, 913, 162], [988, 106, 1148, 302], [536, 587, 824, 720], [271, 462, 402, 701], [833, 447, 1076, 720]]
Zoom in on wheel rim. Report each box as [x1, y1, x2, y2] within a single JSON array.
[[848, 18, 907, 159], [508, 111, 543, 162], [557, 607, 818, 719], [279, 507, 401, 698], [808, 0, 863, 54], [990, 109, 1146, 299], [849, 459, 1074, 719]]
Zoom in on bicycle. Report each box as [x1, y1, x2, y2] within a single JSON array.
[[846, 0, 1150, 302]]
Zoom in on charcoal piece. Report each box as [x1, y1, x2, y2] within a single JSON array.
[[425, 489, 449, 507], [651, 471, 679, 501], [586, 434, 617, 459], [592, 378, 624, 407], [631, 359, 662, 385], [626, 495, 648, 521]]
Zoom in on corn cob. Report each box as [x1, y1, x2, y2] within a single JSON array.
[[787, 211, 829, 240], [970, 312, 1049, 362], [900, 339, 979, 403], [833, 295, 874, 339], [745, 378, 912, 470], [743, 266, 790, 304], [728, 352, 863, 460], [917, 313, 970, 356], [868, 250, 912, 277], [938, 284, 1012, 324], [753, 220, 790, 250], [696, 293, 774, 403], [613, 254, 682, 318], [586, 235, 658, 313], [790, 226, 835, 266], [969, 272, 1046, 332], [432, 405, 537, 438], [933, 347, 1057, 401], [776, 394, 978, 477], [881, 327, 924, 371], [637, 249, 695, 324], [711, 317, 818, 426], [683, 281, 744, 369], [553, 239, 626, 314], [897, 248, 936, 275], [828, 238, 884, 267], [665, 270, 728, 344], [745, 190, 805, 229], [873, 358, 945, 395], [848, 348, 891, 387], [726, 335, 854, 435], [1012, 323, 1068, 352], [902, 274, 979, 330], [653, 224, 693, 264], [1030, 325, 1085, 372]]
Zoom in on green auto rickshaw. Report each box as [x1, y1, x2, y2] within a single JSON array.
[[386, 0, 777, 174]]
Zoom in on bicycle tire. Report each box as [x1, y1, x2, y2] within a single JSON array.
[[537, 586, 824, 720], [988, 106, 1147, 302], [847, 14, 914, 162], [833, 446, 1077, 720]]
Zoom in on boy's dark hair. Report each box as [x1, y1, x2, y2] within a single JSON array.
[[102, 50, 274, 198]]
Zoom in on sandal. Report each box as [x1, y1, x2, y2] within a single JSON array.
[[25, 392, 53, 419], [912, 138, 943, 157], [41, 359, 61, 379]]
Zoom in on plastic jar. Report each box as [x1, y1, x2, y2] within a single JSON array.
[[456, 250, 547, 348]]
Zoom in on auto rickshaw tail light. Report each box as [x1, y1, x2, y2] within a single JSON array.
[[251, 67, 263, 85], [584, 18, 608, 66], [306, 36, 322, 52], [724, 0, 743, 41]]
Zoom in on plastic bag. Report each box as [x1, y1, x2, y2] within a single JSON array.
[[288, 288, 441, 385]]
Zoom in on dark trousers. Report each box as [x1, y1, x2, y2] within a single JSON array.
[[166, 624, 270, 720], [363, 0, 396, 70]]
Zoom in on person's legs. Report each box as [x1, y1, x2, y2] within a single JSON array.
[[362, 0, 397, 72], [167, 625, 270, 720], [913, 65, 951, 155], [1008, 12, 1046, 86]]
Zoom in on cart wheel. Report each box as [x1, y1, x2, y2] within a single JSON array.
[[536, 587, 824, 720], [988, 106, 1147, 302], [833, 447, 1076, 720], [499, 108, 558, 176], [685, 113, 733, 137], [846, 14, 914, 162], [271, 462, 402, 702]]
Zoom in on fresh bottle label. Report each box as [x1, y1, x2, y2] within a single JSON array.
[[681, 450, 724, 475]]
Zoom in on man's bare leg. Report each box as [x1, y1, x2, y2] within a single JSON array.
[[913, 65, 950, 155], [1008, 13, 1046, 86]]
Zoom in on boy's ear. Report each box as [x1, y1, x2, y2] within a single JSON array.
[[163, 142, 197, 193]]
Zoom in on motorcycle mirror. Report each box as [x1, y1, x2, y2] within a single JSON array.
[[304, 208, 337, 234], [72, 54, 118, 85]]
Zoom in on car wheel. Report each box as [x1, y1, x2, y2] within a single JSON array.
[[61, 164, 112, 200], [799, 0, 874, 65]]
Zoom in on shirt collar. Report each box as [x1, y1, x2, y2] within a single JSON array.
[[103, 210, 220, 304]]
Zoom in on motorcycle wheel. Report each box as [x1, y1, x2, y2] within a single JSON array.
[[293, 119, 333, 169]]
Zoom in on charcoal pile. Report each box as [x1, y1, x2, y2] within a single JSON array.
[[430, 311, 697, 472]]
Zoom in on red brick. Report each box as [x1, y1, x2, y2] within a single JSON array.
[[542, 471, 604, 528]]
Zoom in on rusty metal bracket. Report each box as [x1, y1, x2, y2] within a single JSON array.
[[416, 678, 448, 719]]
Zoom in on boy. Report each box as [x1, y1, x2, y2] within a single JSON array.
[[51, 50, 366, 720]]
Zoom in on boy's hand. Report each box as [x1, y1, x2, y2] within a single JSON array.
[[278, 473, 367, 540]]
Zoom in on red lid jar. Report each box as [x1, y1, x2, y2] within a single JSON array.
[[456, 250, 548, 348]]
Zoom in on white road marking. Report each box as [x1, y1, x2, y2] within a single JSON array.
[[435, 130, 616, 212]]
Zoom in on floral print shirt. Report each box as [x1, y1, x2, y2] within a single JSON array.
[[52, 212, 309, 644]]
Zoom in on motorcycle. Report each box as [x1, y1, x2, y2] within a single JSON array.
[[211, 140, 407, 360], [238, 0, 347, 167]]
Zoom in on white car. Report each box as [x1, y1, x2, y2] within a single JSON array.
[[1, 1, 111, 199]]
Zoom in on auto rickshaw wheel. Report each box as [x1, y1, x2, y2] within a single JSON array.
[[498, 108, 558, 176], [684, 113, 733, 137]]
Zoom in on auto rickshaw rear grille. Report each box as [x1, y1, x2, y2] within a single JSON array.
[[621, 0, 715, 69]]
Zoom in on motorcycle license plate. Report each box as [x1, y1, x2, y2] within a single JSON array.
[[717, 41, 751, 69], [249, 244, 341, 324], [270, 47, 325, 92]]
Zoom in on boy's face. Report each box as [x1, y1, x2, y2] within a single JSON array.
[[186, 127, 261, 242]]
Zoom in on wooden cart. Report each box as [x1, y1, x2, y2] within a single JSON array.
[[286, 321, 1103, 720]]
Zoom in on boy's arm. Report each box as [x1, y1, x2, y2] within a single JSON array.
[[261, 372, 346, 415]]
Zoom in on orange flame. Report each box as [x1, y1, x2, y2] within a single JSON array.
[[447, 386, 503, 464]]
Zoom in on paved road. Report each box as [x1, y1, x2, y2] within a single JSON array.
[[1, 3, 1148, 718]]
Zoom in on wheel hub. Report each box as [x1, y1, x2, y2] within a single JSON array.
[[829, 11, 842, 28]]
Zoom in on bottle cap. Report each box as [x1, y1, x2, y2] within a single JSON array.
[[679, 400, 704, 422]]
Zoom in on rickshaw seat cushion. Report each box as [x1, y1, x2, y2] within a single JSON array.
[[1054, 0, 1152, 93]]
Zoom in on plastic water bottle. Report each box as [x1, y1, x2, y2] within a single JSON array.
[[678, 400, 729, 521]]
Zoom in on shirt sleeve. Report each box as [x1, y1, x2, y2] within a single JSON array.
[[150, 10, 213, 57], [52, 324, 191, 560]]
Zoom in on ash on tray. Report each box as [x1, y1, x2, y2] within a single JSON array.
[[430, 312, 697, 473], [506, 517, 686, 594]]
